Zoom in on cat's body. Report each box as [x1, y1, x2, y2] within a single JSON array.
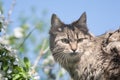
[[49, 12, 120, 80]]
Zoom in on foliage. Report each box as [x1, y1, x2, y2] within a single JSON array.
[[0, 44, 31, 80], [0, 6, 39, 80], [0, 0, 69, 80]]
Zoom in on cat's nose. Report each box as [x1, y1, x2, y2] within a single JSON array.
[[71, 45, 77, 52], [70, 42, 77, 53], [72, 49, 77, 52]]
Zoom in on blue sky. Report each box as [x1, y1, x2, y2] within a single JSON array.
[[2, 0, 120, 35], [2, 0, 120, 79]]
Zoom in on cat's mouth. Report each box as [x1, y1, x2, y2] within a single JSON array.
[[69, 52, 79, 56]]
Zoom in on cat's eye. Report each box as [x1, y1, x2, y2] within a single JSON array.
[[77, 38, 84, 43], [61, 38, 70, 44]]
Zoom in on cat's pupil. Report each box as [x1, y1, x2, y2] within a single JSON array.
[[77, 38, 84, 43], [61, 38, 70, 44]]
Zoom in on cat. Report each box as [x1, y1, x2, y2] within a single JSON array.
[[49, 12, 120, 80]]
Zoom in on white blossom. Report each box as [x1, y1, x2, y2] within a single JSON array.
[[60, 68, 66, 74], [34, 75, 40, 80], [33, 72, 40, 80], [28, 70, 40, 80], [43, 55, 54, 65], [44, 67, 50, 74], [0, 70, 5, 79], [14, 27, 24, 38], [7, 69, 12, 74]]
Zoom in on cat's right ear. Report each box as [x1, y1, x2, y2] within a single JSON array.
[[51, 14, 63, 28]]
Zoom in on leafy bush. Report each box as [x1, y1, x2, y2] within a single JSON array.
[[0, 0, 69, 80], [0, 9, 40, 79]]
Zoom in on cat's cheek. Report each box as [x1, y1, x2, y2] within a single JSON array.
[[77, 44, 84, 53], [56, 41, 70, 49], [63, 49, 73, 54], [56, 41, 66, 46], [61, 45, 73, 54]]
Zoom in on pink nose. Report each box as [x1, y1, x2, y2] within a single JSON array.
[[72, 48, 77, 52], [70, 42, 77, 52]]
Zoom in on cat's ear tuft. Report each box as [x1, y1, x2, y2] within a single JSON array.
[[51, 14, 63, 27]]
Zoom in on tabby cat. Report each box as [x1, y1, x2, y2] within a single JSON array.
[[49, 12, 120, 80]]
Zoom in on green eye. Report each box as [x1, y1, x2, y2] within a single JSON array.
[[61, 38, 70, 44]]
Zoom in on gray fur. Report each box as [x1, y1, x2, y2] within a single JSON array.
[[49, 12, 120, 80]]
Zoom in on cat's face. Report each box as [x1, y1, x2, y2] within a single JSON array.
[[49, 12, 93, 63]]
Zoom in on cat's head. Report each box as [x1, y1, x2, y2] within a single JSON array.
[[49, 12, 93, 64]]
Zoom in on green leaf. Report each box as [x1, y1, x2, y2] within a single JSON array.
[[19, 72, 27, 78], [24, 57, 30, 71], [12, 74, 21, 80], [13, 65, 24, 72], [0, 22, 2, 32], [0, 1, 3, 14], [3, 62, 8, 71]]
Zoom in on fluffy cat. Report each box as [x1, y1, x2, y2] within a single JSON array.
[[49, 12, 120, 80]]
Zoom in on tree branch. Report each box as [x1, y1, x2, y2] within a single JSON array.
[[18, 27, 36, 49], [32, 39, 49, 73], [7, 0, 16, 24]]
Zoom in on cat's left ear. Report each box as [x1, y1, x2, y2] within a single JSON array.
[[73, 12, 88, 32], [77, 12, 87, 25]]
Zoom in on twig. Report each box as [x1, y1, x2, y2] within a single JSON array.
[[32, 39, 49, 73], [7, 0, 16, 24], [18, 27, 36, 49], [2, 0, 16, 38]]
